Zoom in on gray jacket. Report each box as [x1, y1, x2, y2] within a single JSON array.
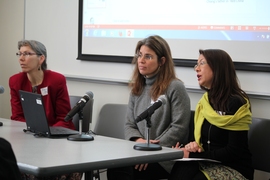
[[125, 76, 191, 172]]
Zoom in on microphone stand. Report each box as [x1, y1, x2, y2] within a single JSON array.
[[67, 108, 94, 141], [133, 115, 162, 151]]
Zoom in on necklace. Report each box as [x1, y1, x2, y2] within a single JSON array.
[[32, 86, 38, 93]]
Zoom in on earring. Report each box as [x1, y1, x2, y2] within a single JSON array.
[[38, 66, 41, 71]]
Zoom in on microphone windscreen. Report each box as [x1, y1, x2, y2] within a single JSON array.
[[85, 91, 94, 99], [0, 86, 4, 94], [158, 95, 166, 105]]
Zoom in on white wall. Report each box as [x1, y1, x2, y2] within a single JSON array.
[[0, 0, 24, 120]]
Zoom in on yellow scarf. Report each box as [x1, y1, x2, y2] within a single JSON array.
[[194, 93, 252, 150]]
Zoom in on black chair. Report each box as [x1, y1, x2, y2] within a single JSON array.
[[248, 117, 270, 173]]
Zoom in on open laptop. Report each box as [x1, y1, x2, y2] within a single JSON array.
[[19, 90, 79, 138]]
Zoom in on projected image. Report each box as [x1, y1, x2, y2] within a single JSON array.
[[82, 0, 270, 41], [79, 0, 270, 67]]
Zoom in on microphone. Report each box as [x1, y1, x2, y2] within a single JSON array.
[[135, 95, 166, 123], [0, 86, 4, 94], [64, 91, 94, 121]]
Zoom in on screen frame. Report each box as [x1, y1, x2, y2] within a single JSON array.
[[77, 0, 270, 72]]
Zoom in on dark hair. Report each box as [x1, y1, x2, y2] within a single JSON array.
[[129, 35, 179, 100], [18, 40, 47, 70], [199, 49, 250, 112]]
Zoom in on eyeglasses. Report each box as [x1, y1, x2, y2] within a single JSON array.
[[194, 61, 207, 70], [135, 53, 154, 61], [16, 52, 41, 57]]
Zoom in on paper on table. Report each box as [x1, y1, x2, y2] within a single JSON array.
[[174, 158, 220, 163]]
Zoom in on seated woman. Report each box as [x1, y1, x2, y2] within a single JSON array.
[[9, 40, 81, 180], [9, 40, 75, 130], [107, 35, 191, 180], [169, 49, 254, 180]]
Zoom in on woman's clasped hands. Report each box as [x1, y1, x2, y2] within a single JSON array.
[[134, 138, 160, 171], [172, 141, 202, 158]]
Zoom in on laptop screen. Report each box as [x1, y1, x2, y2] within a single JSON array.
[[19, 90, 51, 135]]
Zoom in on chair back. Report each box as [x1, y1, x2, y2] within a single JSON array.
[[248, 117, 270, 173], [69, 95, 94, 132], [94, 104, 128, 139]]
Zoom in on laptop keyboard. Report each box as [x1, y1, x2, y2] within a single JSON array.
[[50, 127, 78, 135]]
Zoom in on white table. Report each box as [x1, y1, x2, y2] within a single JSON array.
[[0, 118, 183, 179]]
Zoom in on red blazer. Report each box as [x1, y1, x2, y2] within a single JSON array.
[[9, 70, 75, 130]]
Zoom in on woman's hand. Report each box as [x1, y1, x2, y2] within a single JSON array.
[[135, 138, 160, 144], [180, 147, 190, 158], [172, 142, 189, 158], [133, 138, 159, 171], [184, 141, 202, 153], [172, 141, 202, 158], [172, 142, 183, 149]]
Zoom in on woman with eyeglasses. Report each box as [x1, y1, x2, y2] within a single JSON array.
[[9, 41, 82, 179], [10, 40, 75, 129], [169, 49, 254, 180], [107, 35, 191, 180]]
